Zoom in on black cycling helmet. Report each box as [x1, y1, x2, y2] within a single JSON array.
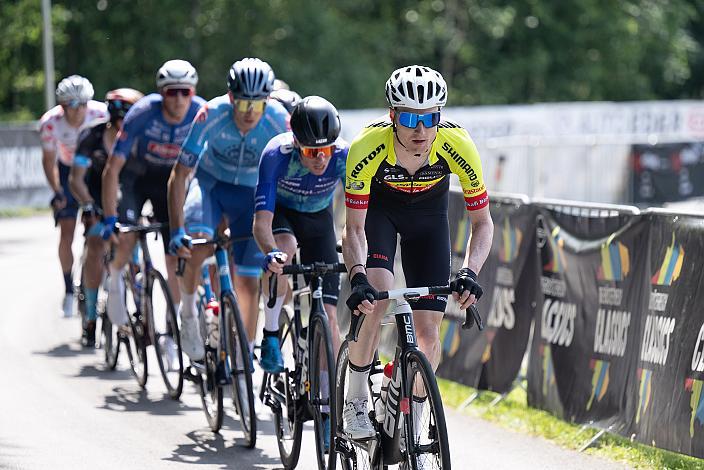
[[227, 58, 275, 100], [290, 96, 341, 147], [270, 89, 301, 114], [105, 88, 144, 123]]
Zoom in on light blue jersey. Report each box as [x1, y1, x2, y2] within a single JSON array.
[[178, 94, 289, 187]]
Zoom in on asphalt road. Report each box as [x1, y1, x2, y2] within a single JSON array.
[[0, 215, 629, 470]]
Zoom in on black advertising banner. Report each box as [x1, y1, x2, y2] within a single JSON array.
[[527, 206, 648, 427], [436, 193, 535, 391], [627, 212, 704, 458], [631, 142, 704, 205]]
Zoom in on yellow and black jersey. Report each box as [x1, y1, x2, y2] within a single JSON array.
[[344, 117, 489, 211]]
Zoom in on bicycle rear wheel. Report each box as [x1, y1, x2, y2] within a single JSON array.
[[197, 297, 223, 432], [148, 269, 183, 400], [334, 340, 371, 470], [271, 309, 303, 469], [123, 270, 147, 387], [223, 291, 256, 448], [403, 350, 450, 470]]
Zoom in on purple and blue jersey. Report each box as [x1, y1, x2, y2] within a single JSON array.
[[177, 95, 289, 187], [255, 132, 348, 214], [111, 93, 205, 168]]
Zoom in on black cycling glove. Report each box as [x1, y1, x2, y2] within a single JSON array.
[[346, 272, 378, 312], [451, 268, 483, 300]]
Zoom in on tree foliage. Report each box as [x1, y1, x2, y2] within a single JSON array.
[[1, 0, 703, 121]]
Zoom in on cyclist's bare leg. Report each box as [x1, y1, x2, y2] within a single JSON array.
[[324, 303, 341, 358], [165, 254, 181, 306], [234, 273, 260, 344], [84, 236, 105, 290], [412, 310, 443, 370], [347, 267, 393, 372], [58, 218, 76, 278], [176, 234, 213, 296], [110, 232, 137, 269]]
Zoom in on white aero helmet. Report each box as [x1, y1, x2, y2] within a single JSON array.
[[385, 65, 447, 109], [156, 59, 199, 88], [56, 75, 94, 104]]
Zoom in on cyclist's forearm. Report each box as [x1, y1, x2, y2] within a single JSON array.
[[69, 167, 92, 204], [101, 156, 123, 217], [343, 223, 368, 276], [464, 212, 494, 274], [167, 164, 189, 230], [253, 211, 277, 254], [41, 150, 61, 193]]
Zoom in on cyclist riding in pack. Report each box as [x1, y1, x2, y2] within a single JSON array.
[[69, 87, 144, 346], [101, 60, 205, 330], [253, 95, 347, 451], [167, 58, 289, 361], [254, 96, 347, 367], [341, 65, 494, 439], [40, 75, 108, 317]]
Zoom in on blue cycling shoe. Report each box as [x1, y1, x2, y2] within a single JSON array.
[[260, 335, 284, 374]]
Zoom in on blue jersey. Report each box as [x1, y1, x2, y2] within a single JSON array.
[[178, 95, 289, 187], [255, 132, 348, 213], [112, 93, 205, 169]]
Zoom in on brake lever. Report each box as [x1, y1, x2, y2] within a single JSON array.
[[463, 304, 484, 331]]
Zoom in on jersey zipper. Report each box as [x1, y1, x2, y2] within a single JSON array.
[[235, 139, 245, 185]]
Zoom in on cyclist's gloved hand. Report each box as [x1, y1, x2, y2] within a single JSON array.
[[168, 227, 192, 256], [50, 191, 67, 211], [100, 215, 118, 241], [262, 249, 286, 273], [451, 268, 483, 308], [346, 272, 378, 314]]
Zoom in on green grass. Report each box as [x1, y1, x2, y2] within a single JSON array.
[[437, 378, 704, 470], [0, 207, 51, 218]]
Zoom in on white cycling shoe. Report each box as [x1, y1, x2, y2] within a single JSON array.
[[343, 398, 376, 440], [180, 314, 205, 361], [158, 335, 180, 371]]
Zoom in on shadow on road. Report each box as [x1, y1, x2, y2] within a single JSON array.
[[0, 439, 25, 468], [74, 364, 133, 381], [33, 342, 94, 358], [100, 386, 201, 416], [164, 429, 282, 469]]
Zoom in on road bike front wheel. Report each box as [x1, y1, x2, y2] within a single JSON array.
[[223, 291, 256, 448], [403, 350, 450, 470], [100, 274, 120, 369], [123, 271, 147, 387], [147, 269, 183, 400], [196, 298, 223, 432], [334, 340, 371, 470]]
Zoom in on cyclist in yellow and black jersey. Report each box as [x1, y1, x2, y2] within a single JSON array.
[[341, 65, 494, 440]]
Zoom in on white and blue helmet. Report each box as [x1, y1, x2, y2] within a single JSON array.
[[227, 58, 276, 100]]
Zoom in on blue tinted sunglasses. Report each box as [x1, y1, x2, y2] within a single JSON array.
[[397, 111, 441, 129], [65, 99, 88, 109]]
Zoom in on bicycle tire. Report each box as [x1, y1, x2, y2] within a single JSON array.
[[334, 340, 370, 470], [197, 298, 223, 432], [403, 350, 450, 470], [310, 316, 337, 470], [123, 270, 147, 387], [223, 291, 256, 448], [148, 269, 184, 400], [273, 310, 303, 469], [99, 272, 120, 368]]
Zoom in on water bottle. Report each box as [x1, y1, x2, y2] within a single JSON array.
[[369, 361, 384, 422], [205, 300, 220, 348]]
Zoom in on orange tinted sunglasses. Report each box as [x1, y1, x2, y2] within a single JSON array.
[[300, 145, 335, 159]]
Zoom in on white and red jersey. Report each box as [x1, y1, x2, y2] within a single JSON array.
[[39, 100, 108, 166]]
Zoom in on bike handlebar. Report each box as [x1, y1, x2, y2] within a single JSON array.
[[267, 261, 347, 308]]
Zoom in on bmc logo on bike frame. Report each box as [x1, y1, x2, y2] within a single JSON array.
[[383, 363, 403, 436]]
